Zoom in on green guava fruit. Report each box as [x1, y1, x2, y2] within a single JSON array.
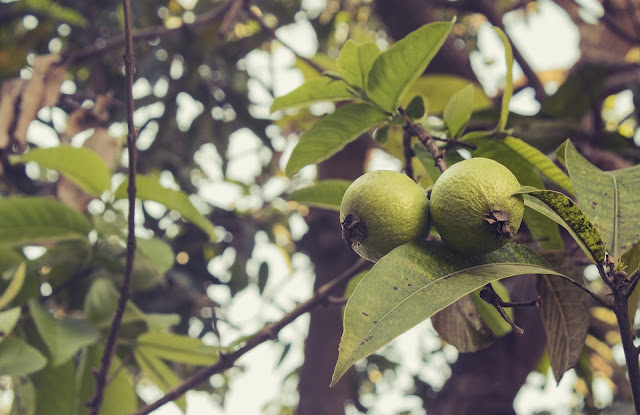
[[429, 157, 524, 255], [340, 170, 430, 263]]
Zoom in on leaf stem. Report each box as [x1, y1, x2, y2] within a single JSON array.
[[398, 106, 447, 173], [479, 283, 540, 335], [613, 290, 640, 414], [402, 127, 415, 181]]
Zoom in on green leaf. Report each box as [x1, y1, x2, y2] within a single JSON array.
[[77, 344, 138, 415], [134, 349, 187, 411], [559, 140, 640, 260], [288, 180, 351, 210], [31, 360, 76, 415], [29, 300, 100, 365], [270, 77, 357, 112], [257, 262, 269, 294], [431, 294, 496, 352], [136, 332, 220, 366], [443, 84, 475, 138], [494, 27, 514, 131], [22, 0, 86, 26], [115, 175, 216, 241], [9, 376, 36, 415], [502, 136, 573, 195], [623, 244, 640, 326], [399, 75, 492, 114], [373, 125, 389, 145], [84, 278, 146, 327], [404, 95, 426, 119], [336, 40, 381, 90], [367, 21, 453, 112], [518, 187, 606, 263], [0, 197, 91, 246], [524, 207, 564, 251], [10, 145, 110, 195], [332, 241, 562, 386], [0, 337, 47, 375], [285, 103, 389, 176], [137, 238, 174, 275], [0, 262, 26, 310], [0, 307, 21, 341]]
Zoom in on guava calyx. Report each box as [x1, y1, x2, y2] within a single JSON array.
[[483, 209, 513, 239], [341, 213, 367, 246]]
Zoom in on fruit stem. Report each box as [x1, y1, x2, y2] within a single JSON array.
[[341, 213, 366, 247], [483, 209, 513, 239], [479, 283, 542, 335]]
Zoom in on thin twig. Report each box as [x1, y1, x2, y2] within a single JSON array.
[[479, 283, 541, 335], [431, 135, 478, 150], [402, 127, 415, 181], [131, 259, 367, 415], [86, 0, 138, 413], [219, 0, 246, 36], [398, 107, 447, 173]]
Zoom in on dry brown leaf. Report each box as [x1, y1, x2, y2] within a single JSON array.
[[65, 93, 113, 139], [0, 78, 26, 149]]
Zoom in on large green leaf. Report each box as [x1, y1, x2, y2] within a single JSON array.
[[287, 180, 351, 211], [0, 337, 47, 376], [134, 349, 187, 411], [0, 307, 21, 342], [29, 300, 100, 365], [10, 145, 110, 195], [367, 21, 453, 112], [0, 262, 26, 310], [284, 103, 389, 176], [136, 332, 220, 366], [443, 84, 474, 139], [77, 344, 138, 415], [336, 40, 380, 90], [115, 175, 216, 241], [494, 27, 513, 131], [559, 140, 640, 260], [31, 360, 76, 415], [518, 187, 606, 263], [0, 197, 91, 246], [270, 77, 356, 112], [332, 241, 562, 386]]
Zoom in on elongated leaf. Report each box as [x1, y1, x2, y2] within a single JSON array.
[[0, 262, 26, 310], [288, 180, 351, 210], [77, 344, 137, 415], [29, 300, 99, 365], [443, 84, 474, 138], [31, 360, 76, 415], [10, 376, 36, 415], [518, 187, 606, 263], [332, 241, 563, 386], [134, 350, 187, 411], [115, 175, 216, 241], [84, 278, 146, 327], [285, 103, 388, 176], [270, 77, 356, 112], [0, 337, 47, 375], [336, 40, 381, 90], [137, 332, 220, 366], [0, 307, 21, 341], [0, 197, 91, 245], [494, 27, 513, 131], [559, 140, 640, 260], [367, 21, 453, 112], [10, 145, 110, 195], [503, 136, 573, 195]]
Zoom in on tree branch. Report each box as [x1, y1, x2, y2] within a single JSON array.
[[86, 0, 138, 413], [398, 106, 447, 173], [131, 259, 367, 415]]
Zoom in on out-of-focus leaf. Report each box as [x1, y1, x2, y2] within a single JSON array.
[[494, 27, 513, 131], [443, 84, 474, 138], [115, 175, 216, 241], [9, 376, 35, 415], [284, 103, 388, 176], [10, 146, 111, 196], [288, 180, 351, 210], [0, 307, 21, 342], [137, 237, 175, 276], [541, 65, 608, 120], [0, 262, 26, 310], [270, 77, 357, 112], [29, 300, 99, 365], [136, 332, 220, 366], [0, 197, 91, 246], [257, 262, 269, 294], [431, 294, 496, 352], [0, 337, 47, 376], [84, 278, 146, 327], [134, 350, 187, 411], [367, 21, 453, 112], [31, 360, 76, 415]]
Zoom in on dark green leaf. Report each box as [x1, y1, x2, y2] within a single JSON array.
[[29, 300, 100, 365], [31, 360, 76, 415], [136, 332, 220, 366], [443, 84, 474, 138], [374, 125, 389, 145], [559, 140, 640, 260], [431, 294, 496, 352], [524, 207, 564, 251], [0, 337, 47, 376], [257, 262, 269, 295], [10, 145, 110, 195], [270, 77, 357, 112], [285, 103, 388, 176], [0, 262, 26, 310], [494, 27, 513, 131], [405, 95, 426, 119], [115, 175, 216, 241], [134, 349, 187, 411], [0, 197, 91, 246], [332, 241, 562, 386], [288, 179, 351, 210], [336, 40, 381, 90], [518, 187, 606, 263], [367, 21, 453, 112], [0, 307, 21, 341]]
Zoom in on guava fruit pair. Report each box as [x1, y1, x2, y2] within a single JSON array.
[[340, 158, 524, 262]]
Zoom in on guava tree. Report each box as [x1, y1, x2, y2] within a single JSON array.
[[0, 0, 639, 415]]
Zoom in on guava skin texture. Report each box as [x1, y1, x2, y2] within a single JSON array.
[[340, 170, 430, 263], [429, 157, 524, 256]]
